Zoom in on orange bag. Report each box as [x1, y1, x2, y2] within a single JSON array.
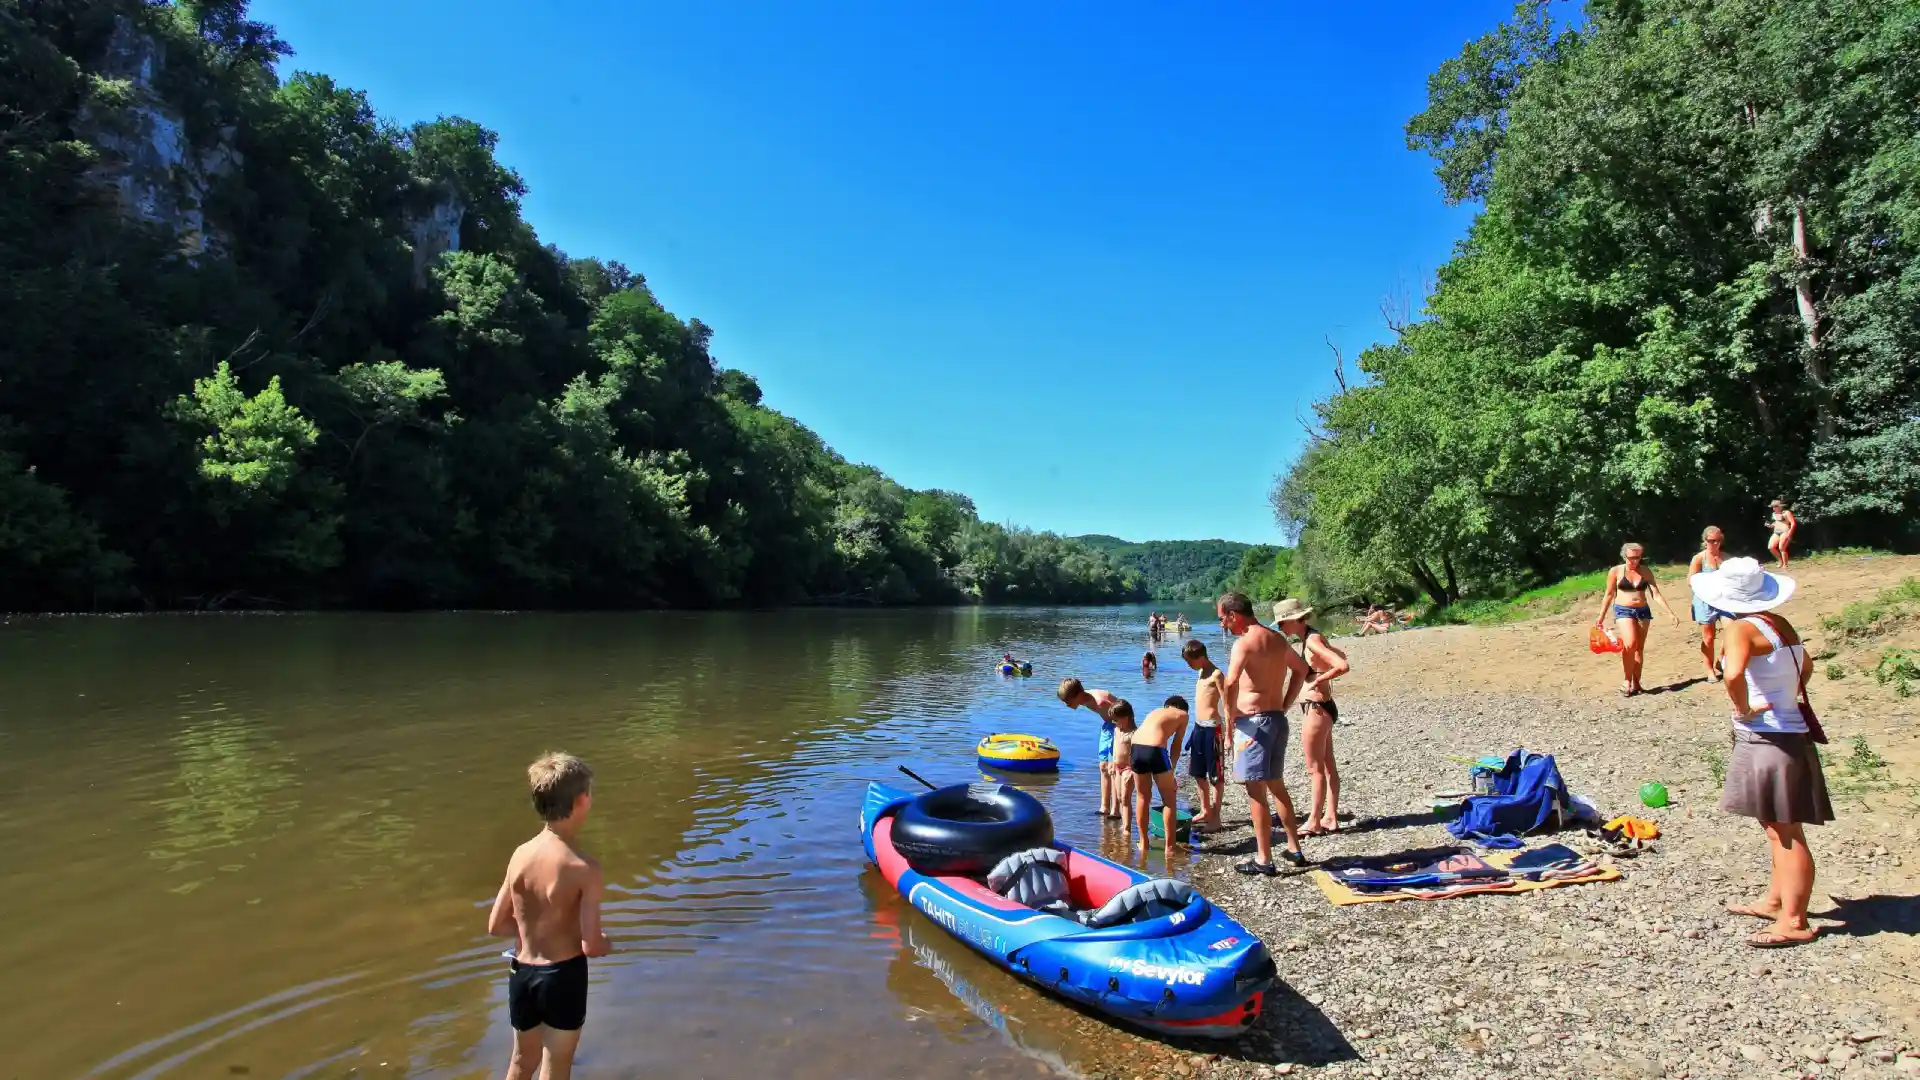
[[1588, 625, 1622, 654]]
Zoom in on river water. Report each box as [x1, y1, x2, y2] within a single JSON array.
[[4, 602, 1264, 1080]]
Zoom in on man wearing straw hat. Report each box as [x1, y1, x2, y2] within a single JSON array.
[[1692, 557, 1832, 948]]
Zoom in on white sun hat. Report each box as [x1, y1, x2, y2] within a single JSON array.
[[1690, 556, 1796, 614]]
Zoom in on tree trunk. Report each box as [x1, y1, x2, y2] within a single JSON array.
[[1789, 199, 1836, 442], [1407, 560, 1450, 607], [1441, 549, 1460, 603], [1751, 386, 1777, 438]]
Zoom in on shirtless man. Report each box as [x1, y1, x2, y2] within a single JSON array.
[[1274, 599, 1351, 836], [1181, 639, 1228, 831], [1217, 591, 1312, 873], [1129, 695, 1191, 855], [1058, 678, 1129, 818], [488, 752, 613, 1080]]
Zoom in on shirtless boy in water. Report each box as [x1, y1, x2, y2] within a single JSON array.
[[1130, 695, 1190, 854], [1181, 639, 1228, 831], [1058, 678, 1129, 818], [1218, 591, 1313, 873], [1109, 700, 1138, 837], [488, 752, 612, 1080]]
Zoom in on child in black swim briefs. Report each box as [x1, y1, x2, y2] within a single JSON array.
[[1128, 696, 1190, 853], [488, 752, 613, 1080]]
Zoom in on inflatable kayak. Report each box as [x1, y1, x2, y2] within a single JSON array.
[[997, 661, 1034, 677], [860, 781, 1276, 1038], [977, 733, 1061, 773]]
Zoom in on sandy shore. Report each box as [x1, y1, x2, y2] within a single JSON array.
[[1089, 553, 1920, 1080]]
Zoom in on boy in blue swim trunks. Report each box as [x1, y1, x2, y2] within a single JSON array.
[[1181, 639, 1228, 831], [1058, 677, 1128, 819]]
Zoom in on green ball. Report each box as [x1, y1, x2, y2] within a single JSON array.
[[1639, 781, 1669, 808]]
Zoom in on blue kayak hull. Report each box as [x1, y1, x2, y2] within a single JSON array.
[[860, 782, 1275, 1038]]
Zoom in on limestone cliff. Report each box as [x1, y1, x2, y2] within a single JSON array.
[[80, 17, 240, 259]]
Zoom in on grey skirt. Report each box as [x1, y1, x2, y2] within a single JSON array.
[[1719, 729, 1834, 825]]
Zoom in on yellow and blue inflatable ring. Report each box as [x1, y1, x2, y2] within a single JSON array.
[[977, 733, 1061, 773]]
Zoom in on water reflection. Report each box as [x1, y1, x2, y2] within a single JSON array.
[[3, 604, 1207, 1079], [149, 709, 297, 889], [866, 871, 1084, 1077]]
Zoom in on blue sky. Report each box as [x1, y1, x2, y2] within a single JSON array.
[[251, 0, 1505, 544]]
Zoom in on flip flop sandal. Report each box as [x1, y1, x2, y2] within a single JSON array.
[[1235, 859, 1279, 877], [1746, 930, 1818, 949], [1725, 903, 1780, 921]]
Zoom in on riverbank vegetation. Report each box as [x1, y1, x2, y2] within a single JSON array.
[[0, 2, 1142, 611], [1278, 0, 1920, 612], [1071, 537, 1250, 601]]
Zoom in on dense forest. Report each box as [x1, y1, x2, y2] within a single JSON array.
[[1279, 0, 1920, 610], [1072, 537, 1249, 601], [0, 1, 1143, 611]]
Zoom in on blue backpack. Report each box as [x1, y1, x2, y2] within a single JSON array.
[[1446, 749, 1567, 842]]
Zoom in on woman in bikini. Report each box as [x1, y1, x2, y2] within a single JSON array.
[[1766, 500, 1797, 569], [1688, 527, 1728, 682], [1692, 557, 1830, 948], [1273, 598, 1349, 835], [1593, 542, 1680, 696]]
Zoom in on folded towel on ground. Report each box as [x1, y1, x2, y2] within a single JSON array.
[[1325, 847, 1506, 890], [1310, 847, 1619, 906]]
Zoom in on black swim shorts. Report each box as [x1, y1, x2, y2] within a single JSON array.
[[1130, 744, 1172, 775], [508, 953, 589, 1031]]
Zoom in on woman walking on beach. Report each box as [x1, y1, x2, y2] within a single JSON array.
[[1593, 542, 1680, 696], [1689, 527, 1728, 682], [1766, 500, 1797, 569], [1693, 557, 1831, 948], [1273, 599, 1349, 835]]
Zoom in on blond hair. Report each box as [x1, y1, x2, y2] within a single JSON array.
[[528, 752, 593, 821], [1620, 542, 1645, 558], [1701, 525, 1724, 544], [1057, 677, 1084, 703]]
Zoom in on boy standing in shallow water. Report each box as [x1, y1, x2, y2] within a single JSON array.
[[489, 752, 612, 1080], [1109, 699, 1139, 837], [1129, 695, 1190, 854], [1059, 678, 1130, 818], [1181, 639, 1228, 832]]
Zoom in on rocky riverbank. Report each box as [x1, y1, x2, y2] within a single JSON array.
[[1088, 554, 1920, 1080]]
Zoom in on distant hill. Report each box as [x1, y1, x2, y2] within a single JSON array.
[[1072, 536, 1255, 601]]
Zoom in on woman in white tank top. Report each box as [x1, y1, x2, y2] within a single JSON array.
[[1691, 557, 1831, 949]]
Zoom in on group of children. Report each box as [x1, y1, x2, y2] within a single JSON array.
[[1061, 600, 1353, 866], [1058, 638, 1239, 853]]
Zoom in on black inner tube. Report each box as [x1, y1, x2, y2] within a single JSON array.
[[890, 783, 1054, 876]]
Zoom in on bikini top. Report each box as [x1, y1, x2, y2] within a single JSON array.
[[1616, 568, 1649, 593]]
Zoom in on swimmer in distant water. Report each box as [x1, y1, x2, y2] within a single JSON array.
[[1142, 650, 1157, 679], [488, 752, 612, 1080]]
